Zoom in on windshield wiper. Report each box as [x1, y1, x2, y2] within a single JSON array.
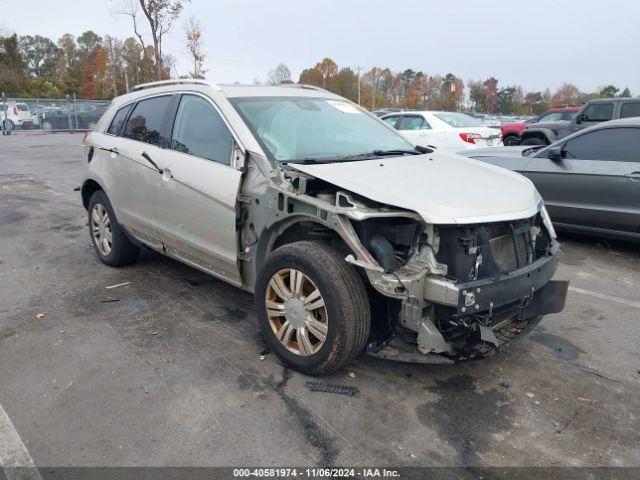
[[285, 148, 423, 165], [340, 149, 422, 160]]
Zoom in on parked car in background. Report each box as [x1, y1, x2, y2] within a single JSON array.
[[80, 80, 565, 374], [372, 108, 406, 117], [381, 111, 502, 152], [461, 118, 640, 242], [1, 101, 35, 130], [520, 98, 640, 145], [40, 102, 109, 131], [501, 106, 581, 146]]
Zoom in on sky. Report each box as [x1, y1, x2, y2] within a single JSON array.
[[1, 0, 639, 94]]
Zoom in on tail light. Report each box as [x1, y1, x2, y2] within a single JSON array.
[[82, 131, 90, 145], [13, 106, 18, 115], [459, 133, 481, 144]]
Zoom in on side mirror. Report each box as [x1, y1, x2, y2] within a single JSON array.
[[547, 146, 563, 160], [575, 113, 583, 124]]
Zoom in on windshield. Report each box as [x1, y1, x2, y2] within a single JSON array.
[[434, 112, 483, 128], [231, 97, 413, 162]]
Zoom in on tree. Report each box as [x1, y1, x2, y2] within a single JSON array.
[[267, 63, 291, 85], [81, 45, 108, 98], [619, 87, 631, 97], [19, 35, 59, 77], [598, 84, 619, 98], [77, 31, 102, 54], [115, 0, 188, 80], [184, 16, 206, 79], [0, 34, 26, 95], [551, 83, 582, 106]]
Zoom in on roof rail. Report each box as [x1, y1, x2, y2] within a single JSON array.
[[130, 79, 222, 92], [287, 84, 329, 93]]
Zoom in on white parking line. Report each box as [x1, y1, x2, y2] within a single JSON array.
[[569, 286, 640, 309], [0, 403, 43, 480]]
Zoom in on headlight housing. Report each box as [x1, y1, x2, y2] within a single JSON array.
[[540, 204, 557, 239]]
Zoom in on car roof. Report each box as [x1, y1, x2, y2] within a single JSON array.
[[586, 97, 636, 104]]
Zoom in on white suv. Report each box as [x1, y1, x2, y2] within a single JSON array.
[[2, 101, 35, 130], [81, 80, 567, 375]]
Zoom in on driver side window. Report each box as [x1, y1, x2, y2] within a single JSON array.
[[170, 94, 233, 165]]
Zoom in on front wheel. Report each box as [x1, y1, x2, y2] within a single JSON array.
[[256, 241, 371, 376], [3, 120, 15, 131], [41, 120, 53, 131]]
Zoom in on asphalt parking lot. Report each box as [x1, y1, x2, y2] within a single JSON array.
[[1, 132, 640, 469]]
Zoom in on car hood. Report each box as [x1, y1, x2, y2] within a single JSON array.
[[291, 151, 541, 225]]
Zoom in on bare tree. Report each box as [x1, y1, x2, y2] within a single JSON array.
[[184, 16, 206, 79], [267, 63, 291, 85], [113, 0, 188, 80]]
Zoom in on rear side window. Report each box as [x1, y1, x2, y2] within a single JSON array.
[[582, 103, 614, 122], [123, 96, 172, 146], [170, 94, 233, 165], [398, 116, 429, 130], [107, 105, 131, 135], [382, 116, 399, 127], [620, 102, 640, 119], [563, 127, 640, 162], [17, 104, 29, 111]]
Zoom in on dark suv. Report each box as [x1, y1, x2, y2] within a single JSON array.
[[520, 98, 640, 145]]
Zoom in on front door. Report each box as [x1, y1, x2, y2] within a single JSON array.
[[396, 115, 433, 147], [525, 126, 640, 234], [154, 93, 243, 285]]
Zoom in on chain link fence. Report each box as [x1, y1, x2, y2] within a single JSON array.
[[1, 95, 111, 134]]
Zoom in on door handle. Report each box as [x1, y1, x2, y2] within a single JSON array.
[[625, 171, 640, 182]]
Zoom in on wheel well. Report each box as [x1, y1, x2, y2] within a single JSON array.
[[503, 132, 519, 139], [522, 131, 548, 142], [272, 221, 350, 257], [81, 180, 102, 210]]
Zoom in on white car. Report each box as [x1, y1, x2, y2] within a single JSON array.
[[1, 101, 35, 130], [381, 111, 502, 152]]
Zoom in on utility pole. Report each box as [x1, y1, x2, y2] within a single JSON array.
[[355, 65, 364, 105]]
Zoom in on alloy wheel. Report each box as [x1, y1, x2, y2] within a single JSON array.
[[265, 268, 329, 357], [90, 203, 113, 256]]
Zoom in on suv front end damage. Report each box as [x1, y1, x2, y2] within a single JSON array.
[[240, 153, 568, 365], [349, 207, 568, 363]]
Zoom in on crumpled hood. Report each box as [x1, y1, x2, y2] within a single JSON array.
[[291, 151, 541, 225]]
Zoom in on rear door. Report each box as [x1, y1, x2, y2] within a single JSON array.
[[524, 126, 640, 233], [102, 95, 173, 247], [154, 93, 243, 285]]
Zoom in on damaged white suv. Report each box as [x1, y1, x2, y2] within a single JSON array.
[[81, 80, 568, 375]]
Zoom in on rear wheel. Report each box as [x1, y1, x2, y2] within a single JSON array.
[[521, 137, 546, 146], [256, 241, 371, 376], [88, 190, 139, 267]]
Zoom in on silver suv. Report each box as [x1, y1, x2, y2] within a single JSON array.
[[81, 80, 568, 375]]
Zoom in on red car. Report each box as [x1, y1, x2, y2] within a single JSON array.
[[501, 106, 581, 145]]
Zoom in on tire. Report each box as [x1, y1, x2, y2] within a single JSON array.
[[521, 137, 546, 146], [87, 190, 139, 267], [503, 135, 520, 146], [3, 120, 15, 131], [41, 120, 53, 131], [256, 241, 371, 376]]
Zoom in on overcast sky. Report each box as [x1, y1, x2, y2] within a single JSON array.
[[2, 0, 639, 94]]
